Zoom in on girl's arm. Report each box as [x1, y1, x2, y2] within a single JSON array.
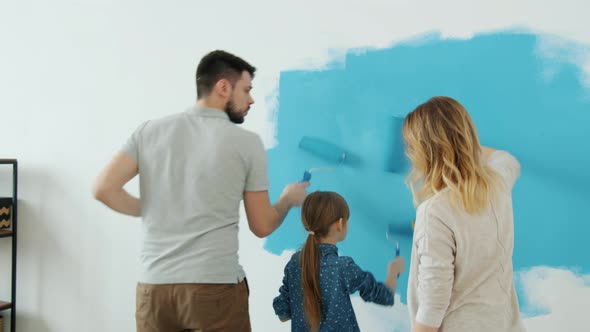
[[385, 257, 405, 292], [343, 257, 395, 305], [272, 263, 293, 321]]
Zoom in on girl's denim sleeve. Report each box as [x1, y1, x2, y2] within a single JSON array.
[[342, 257, 394, 306], [272, 265, 292, 320]]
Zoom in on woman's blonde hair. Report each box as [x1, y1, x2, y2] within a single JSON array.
[[402, 96, 499, 214]]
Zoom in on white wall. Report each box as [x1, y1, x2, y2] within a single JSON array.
[[0, 0, 589, 331]]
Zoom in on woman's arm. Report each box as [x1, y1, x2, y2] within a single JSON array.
[[483, 146, 521, 189], [481, 146, 497, 161], [413, 211, 455, 329]]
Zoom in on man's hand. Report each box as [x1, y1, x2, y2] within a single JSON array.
[[279, 181, 309, 207]]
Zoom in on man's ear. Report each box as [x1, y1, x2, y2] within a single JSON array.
[[213, 78, 232, 98]]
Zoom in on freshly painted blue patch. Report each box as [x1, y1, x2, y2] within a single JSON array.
[[265, 32, 590, 305]]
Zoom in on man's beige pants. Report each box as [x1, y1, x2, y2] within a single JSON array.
[[136, 279, 250, 332]]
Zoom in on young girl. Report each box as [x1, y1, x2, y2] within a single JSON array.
[[403, 96, 525, 332], [273, 191, 405, 331]]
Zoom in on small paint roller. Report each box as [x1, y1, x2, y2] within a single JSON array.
[[385, 116, 413, 238], [385, 115, 408, 173], [386, 230, 400, 257], [298, 136, 347, 182], [386, 219, 414, 241], [386, 225, 401, 278]]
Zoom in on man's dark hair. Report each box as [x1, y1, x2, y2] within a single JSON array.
[[195, 50, 256, 98]]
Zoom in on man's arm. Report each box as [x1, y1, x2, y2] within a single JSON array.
[[92, 152, 141, 217], [243, 182, 308, 238]]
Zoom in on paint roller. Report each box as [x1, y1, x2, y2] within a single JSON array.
[[386, 115, 408, 173], [298, 124, 413, 239], [386, 220, 414, 279], [386, 227, 401, 278], [298, 136, 347, 182], [386, 116, 414, 243]]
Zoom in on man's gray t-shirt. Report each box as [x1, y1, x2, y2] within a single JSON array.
[[122, 106, 269, 284]]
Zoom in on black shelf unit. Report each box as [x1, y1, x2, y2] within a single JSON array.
[[0, 159, 17, 332]]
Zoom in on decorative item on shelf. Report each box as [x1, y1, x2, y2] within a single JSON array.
[[0, 197, 11, 229]]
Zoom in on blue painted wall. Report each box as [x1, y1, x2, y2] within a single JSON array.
[[266, 32, 590, 305]]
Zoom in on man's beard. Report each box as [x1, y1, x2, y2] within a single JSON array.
[[225, 100, 245, 124]]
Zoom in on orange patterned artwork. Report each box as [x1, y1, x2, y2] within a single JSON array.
[[0, 198, 11, 229]]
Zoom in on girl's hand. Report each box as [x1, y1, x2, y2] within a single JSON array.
[[389, 257, 406, 277], [385, 257, 406, 291]]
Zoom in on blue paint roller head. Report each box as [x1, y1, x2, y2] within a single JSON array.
[[387, 222, 414, 238], [298, 136, 347, 164], [386, 115, 409, 173], [298, 136, 347, 182]]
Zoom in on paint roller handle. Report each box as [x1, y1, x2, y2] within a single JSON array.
[[301, 170, 312, 182], [395, 241, 400, 278]]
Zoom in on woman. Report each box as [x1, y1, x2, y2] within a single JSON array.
[[403, 96, 525, 332]]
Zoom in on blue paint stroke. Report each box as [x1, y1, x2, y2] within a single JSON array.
[[265, 32, 590, 309]]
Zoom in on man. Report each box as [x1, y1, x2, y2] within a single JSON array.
[[93, 50, 308, 331]]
